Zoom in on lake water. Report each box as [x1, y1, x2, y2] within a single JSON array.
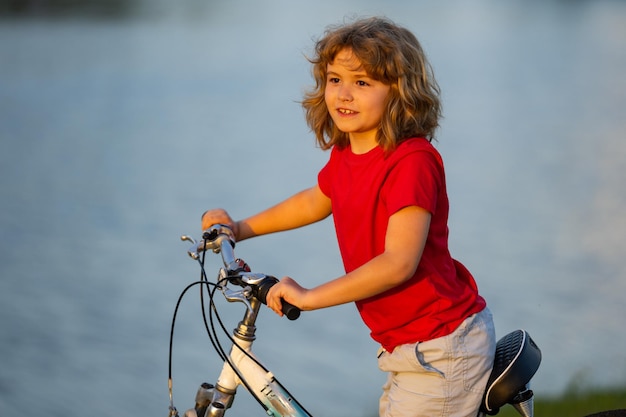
[[1, 1, 625, 416]]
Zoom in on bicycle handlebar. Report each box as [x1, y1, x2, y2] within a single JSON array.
[[182, 224, 301, 320], [254, 275, 301, 320]]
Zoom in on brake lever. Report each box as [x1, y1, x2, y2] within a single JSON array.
[[181, 235, 202, 260], [221, 286, 253, 313], [181, 235, 196, 245], [181, 225, 236, 261], [181, 235, 219, 260]]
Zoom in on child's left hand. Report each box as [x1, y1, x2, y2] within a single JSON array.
[[266, 277, 308, 316]]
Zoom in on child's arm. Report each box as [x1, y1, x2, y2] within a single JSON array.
[[201, 185, 332, 241], [266, 205, 430, 314]]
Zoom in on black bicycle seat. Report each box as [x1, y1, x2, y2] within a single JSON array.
[[480, 329, 542, 415]]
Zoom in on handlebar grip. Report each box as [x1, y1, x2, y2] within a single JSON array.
[[255, 276, 301, 321]]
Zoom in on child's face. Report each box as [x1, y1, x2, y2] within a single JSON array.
[[325, 48, 390, 152]]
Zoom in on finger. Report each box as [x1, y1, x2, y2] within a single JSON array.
[[201, 209, 230, 229], [267, 285, 285, 317]]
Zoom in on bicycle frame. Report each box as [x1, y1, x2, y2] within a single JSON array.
[[185, 295, 310, 417]]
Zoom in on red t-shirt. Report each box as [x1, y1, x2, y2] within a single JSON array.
[[318, 137, 486, 352]]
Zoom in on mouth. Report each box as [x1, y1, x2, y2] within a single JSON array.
[[337, 108, 357, 115]]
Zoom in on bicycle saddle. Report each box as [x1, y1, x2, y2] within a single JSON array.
[[480, 329, 541, 416]]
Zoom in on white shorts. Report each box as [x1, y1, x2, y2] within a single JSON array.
[[377, 307, 496, 417]]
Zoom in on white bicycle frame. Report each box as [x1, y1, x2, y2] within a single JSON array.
[[185, 307, 310, 417]]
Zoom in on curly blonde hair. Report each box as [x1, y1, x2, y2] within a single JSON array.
[[302, 17, 442, 152]]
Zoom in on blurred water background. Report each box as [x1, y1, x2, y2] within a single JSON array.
[[1, 0, 625, 416]]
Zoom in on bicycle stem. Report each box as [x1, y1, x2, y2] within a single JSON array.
[[198, 298, 262, 416], [235, 296, 262, 339]]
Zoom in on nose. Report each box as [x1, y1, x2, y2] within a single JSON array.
[[338, 84, 353, 102]]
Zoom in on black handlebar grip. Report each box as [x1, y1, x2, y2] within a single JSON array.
[[255, 276, 301, 320]]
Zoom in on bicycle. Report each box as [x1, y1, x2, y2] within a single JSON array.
[[167, 224, 542, 417]]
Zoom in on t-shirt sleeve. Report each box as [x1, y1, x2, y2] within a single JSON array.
[[317, 148, 336, 198], [382, 150, 443, 216]]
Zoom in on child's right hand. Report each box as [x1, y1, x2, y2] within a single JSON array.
[[201, 208, 239, 239]]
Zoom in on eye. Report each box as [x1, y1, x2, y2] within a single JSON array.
[[356, 80, 370, 87], [328, 77, 340, 84]]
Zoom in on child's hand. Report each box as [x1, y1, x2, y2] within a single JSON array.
[[266, 277, 308, 317], [201, 208, 238, 239]]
